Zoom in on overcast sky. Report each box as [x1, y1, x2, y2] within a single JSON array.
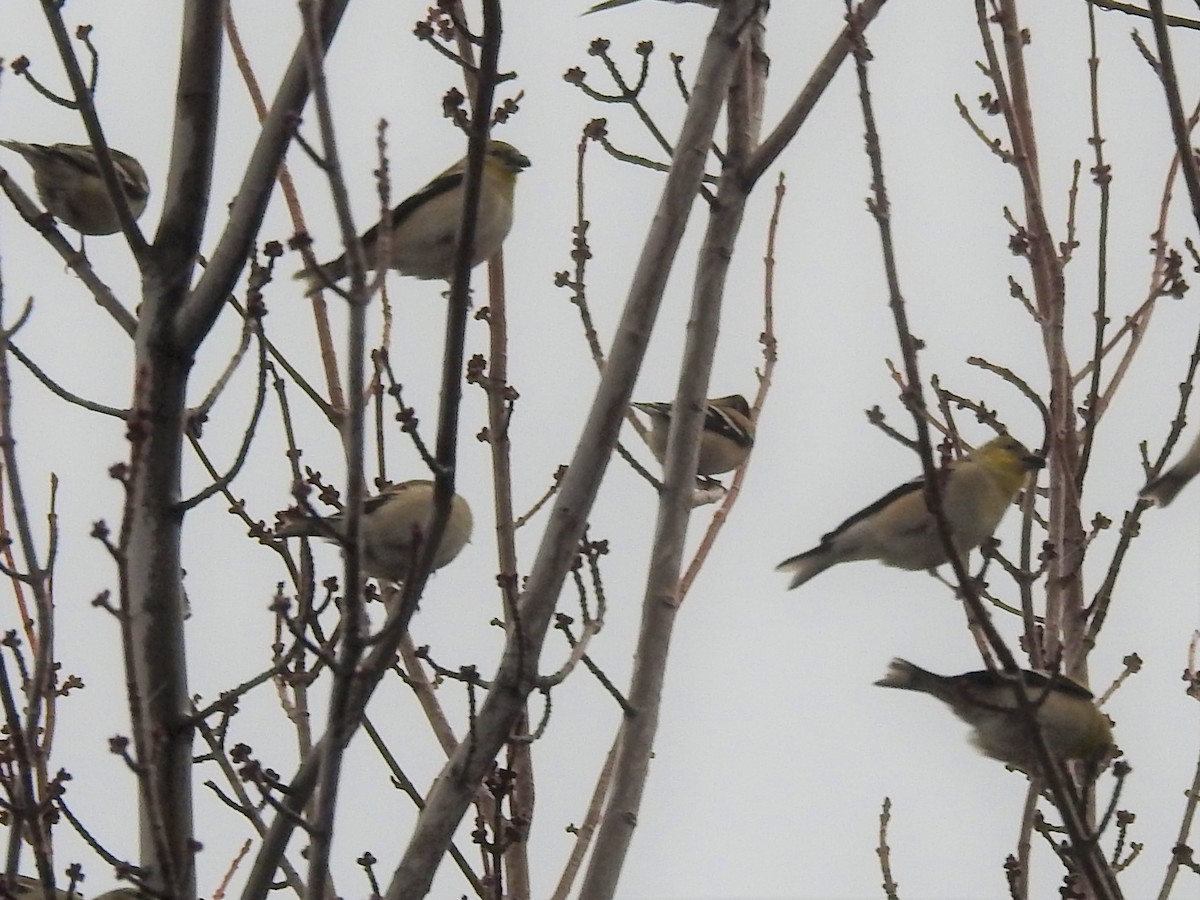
[[1, 2, 1199, 899]]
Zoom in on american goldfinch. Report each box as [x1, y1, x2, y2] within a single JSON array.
[[777, 435, 1044, 589], [0, 140, 150, 236], [274, 479, 473, 584], [875, 658, 1113, 773], [297, 139, 530, 291], [632, 393, 755, 476], [585, 0, 719, 12], [1141, 430, 1200, 507]]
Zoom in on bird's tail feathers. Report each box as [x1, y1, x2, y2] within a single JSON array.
[[583, 0, 633, 12], [874, 658, 943, 694], [775, 547, 834, 590], [274, 513, 341, 540], [631, 401, 669, 416], [1141, 470, 1189, 507], [274, 518, 316, 539], [292, 265, 326, 297], [294, 251, 349, 296]]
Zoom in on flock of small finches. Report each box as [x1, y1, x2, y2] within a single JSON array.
[[10, 129, 1200, 809]]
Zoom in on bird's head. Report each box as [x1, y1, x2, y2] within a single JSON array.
[[486, 140, 531, 176]]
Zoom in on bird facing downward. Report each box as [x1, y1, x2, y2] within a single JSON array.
[[632, 393, 755, 477], [274, 479, 473, 584], [296, 139, 531, 292], [875, 658, 1114, 774], [776, 435, 1044, 589], [0, 140, 150, 236]]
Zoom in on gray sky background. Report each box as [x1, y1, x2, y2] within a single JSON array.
[[0, 1, 1198, 898]]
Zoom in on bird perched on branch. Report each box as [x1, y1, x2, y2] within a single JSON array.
[[0, 140, 150, 236], [296, 139, 530, 293], [776, 435, 1044, 589], [274, 479, 473, 584], [633, 393, 755, 478], [1140, 430, 1200, 507], [875, 658, 1114, 774]]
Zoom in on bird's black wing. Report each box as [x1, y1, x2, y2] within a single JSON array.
[[362, 494, 393, 516], [705, 404, 754, 448], [357, 168, 466, 251], [954, 668, 1095, 701], [56, 146, 105, 177], [819, 476, 924, 544]]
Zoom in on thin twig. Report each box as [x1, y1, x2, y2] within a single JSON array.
[[360, 716, 484, 897], [5, 342, 128, 418], [877, 797, 900, 900], [1090, 0, 1200, 31]]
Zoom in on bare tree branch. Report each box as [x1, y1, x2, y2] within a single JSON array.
[[384, 4, 757, 896], [173, 1, 354, 351]]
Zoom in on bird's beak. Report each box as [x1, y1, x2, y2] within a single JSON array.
[[1027, 453, 1047, 469]]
